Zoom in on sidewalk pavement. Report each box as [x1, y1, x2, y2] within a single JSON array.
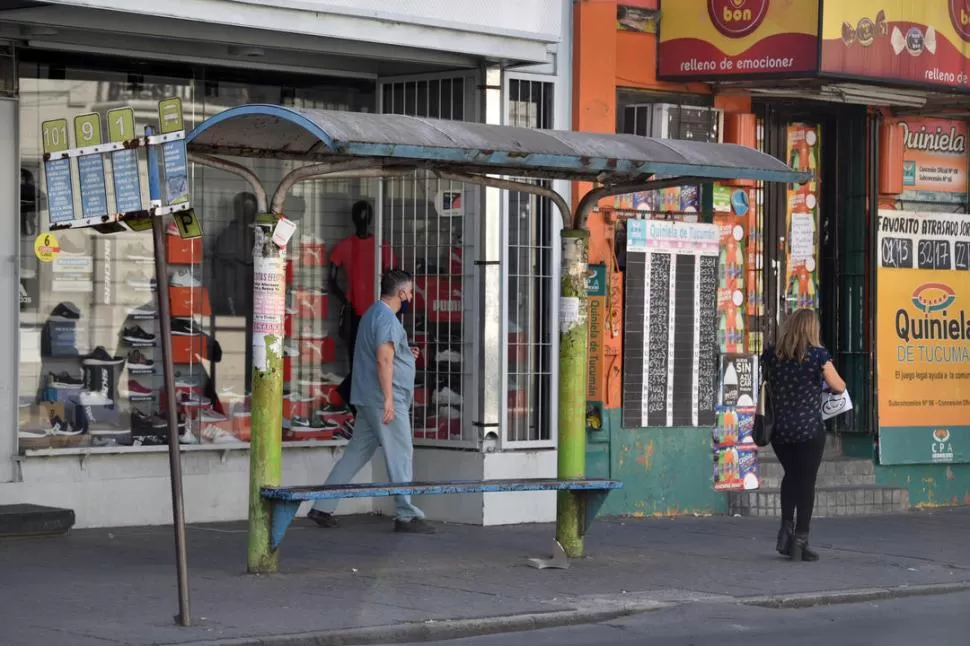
[[2, 508, 969, 646]]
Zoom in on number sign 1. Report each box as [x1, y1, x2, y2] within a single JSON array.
[[74, 113, 103, 147], [107, 107, 135, 143], [41, 119, 69, 154]]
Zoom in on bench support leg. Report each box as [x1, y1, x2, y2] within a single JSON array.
[[269, 501, 301, 552], [576, 490, 610, 538]]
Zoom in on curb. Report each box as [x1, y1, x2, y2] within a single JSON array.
[[172, 581, 970, 646], [739, 581, 970, 609], [172, 604, 672, 646]]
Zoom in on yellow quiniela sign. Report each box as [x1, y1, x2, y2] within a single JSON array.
[[877, 210, 970, 465]]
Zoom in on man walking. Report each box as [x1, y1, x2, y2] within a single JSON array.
[[307, 269, 435, 534]]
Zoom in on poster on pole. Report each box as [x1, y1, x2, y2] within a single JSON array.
[[876, 209, 970, 465]]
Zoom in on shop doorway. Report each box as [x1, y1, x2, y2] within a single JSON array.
[[758, 101, 871, 433]]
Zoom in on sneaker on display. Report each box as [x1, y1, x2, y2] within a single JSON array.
[[283, 392, 313, 403], [58, 235, 89, 256], [202, 425, 243, 444], [320, 372, 344, 385], [127, 350, 155, 371], [438, 405, 461, 419], [283, 342, 301, 357], [49, 371, 83, 388], [307, 414, 341, 431], [299, 327, 328, 340], [171, 317, 203, 336], [128, 302, 158, 318], [174, 372, 204, 388], [78, 390, 114, 406], [179, 392, 211, 407], [200, 408, 227, 423], [284, 416, 312, 429], [127, 379, 154, 395], [301, 338, 329, 359], [432, 386, 462, 406], [436, 349, 462, 363], [170, 270, 201, 288], [85, 408, 128, 436], [50, 302, 81, 321], [49, 416, 81, 436], [126, 242, 155, 261], [122, 325, 156, 344], [18, 427, 48, 439], [126, 272, 157, 291]]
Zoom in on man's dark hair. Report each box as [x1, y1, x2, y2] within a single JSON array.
[[380, 268, 412, 297]]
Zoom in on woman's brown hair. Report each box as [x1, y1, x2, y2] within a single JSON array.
[[775, 308, 821, 362]]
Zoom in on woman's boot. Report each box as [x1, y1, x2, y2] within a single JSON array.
[[789, 531, 819, 562], [776, 520, 794, 555]]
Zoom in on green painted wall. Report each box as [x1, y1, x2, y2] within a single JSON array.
[[587, 409, 727, 518], [876, 464, 970, 508]]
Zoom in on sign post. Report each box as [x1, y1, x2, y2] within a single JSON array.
[[39, 98, 196, 626]]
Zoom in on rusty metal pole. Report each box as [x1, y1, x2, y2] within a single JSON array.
[[147, 126, 191, 626]]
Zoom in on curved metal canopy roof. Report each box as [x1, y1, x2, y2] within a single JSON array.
[[186, 104, 808, 186]]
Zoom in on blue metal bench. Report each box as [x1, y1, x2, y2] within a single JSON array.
[[261, 478, 623, 553]]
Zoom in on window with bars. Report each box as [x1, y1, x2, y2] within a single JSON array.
[[379, 74, 479, 446], [505, 77, 555, 445]]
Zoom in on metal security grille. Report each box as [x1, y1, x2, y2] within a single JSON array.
[[378, 72, 479, 447], [505, 76, 555, 446]]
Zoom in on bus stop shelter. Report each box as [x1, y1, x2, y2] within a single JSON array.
[[166, 104, 808, 623]]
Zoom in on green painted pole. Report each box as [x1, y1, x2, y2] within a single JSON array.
[[556, 228, 589, 558], [247, 215, 287, 574]]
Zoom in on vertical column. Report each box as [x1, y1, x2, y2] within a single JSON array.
[[247, 216, 286, 573], [0, 97, 17, 483], [480, 66, 503, 443], [556, 228, 589, 557]]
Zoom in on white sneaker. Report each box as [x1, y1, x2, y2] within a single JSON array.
[[283, 392, 312, 402], [18, 428, 49, 439], [436, 349, 462, 363], [179, 392, 211, 406], [79, 390, 113, 406], [438, 405, 461, 419], [201, 408, 228, 422], [202, 425, 242, 444], [170, 269, 201, 288], [320, 372, 344, 385], [432, 386, 462, 406], [283, 342, 301, 357]]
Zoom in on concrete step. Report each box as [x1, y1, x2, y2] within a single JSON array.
[[729, 485, 910, 518], [758, 456, 875, 489], [0, 504, 75, 538]]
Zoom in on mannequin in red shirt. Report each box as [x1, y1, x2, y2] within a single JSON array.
[[329, 201, 396, 409]]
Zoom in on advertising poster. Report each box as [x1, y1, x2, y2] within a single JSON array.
[[876, 210, 970, 465], [719, 354, 758, 408], [897, 117, 968, 204], [820, 2, 970, 91], [658, 0, 819, 80], [713, 188, 748, 354], [785, 123, 820, 314], [712, 405, 760, 492]]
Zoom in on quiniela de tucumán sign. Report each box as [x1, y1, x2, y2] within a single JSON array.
[[876, 210, 970, 465]]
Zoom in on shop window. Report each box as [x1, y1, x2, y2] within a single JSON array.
[[506, 77, 555, 445], [379, 73, 480, 446], [18, 52, 376, 453]]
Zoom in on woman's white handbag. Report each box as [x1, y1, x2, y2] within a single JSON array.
[[820, 388, 853, 421]]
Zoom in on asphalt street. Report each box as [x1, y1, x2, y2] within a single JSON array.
[[395, 589, 970, 646]]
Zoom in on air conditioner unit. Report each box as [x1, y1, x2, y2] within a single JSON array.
[[622, 103, 724, 143]]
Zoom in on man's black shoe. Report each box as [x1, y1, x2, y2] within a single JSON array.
[[394, 518, 436, 534], [307, 509, 338, 528]]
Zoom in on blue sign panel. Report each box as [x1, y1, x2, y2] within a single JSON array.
[[77, 154, 109, 218], [111, 149, 143, 214], [162, 140, 189, 204], [44, 158, 75, 224]]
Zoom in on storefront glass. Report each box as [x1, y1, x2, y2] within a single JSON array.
[[17, 52, 379, 453]]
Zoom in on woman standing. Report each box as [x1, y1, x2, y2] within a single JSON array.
[[762, 308, 845, 562]]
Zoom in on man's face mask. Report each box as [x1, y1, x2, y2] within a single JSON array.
[[399, 286, 413, 314]]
